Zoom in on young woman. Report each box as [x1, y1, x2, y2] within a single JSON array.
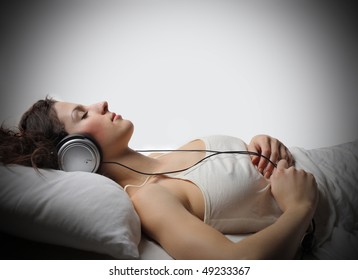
[[0, 97, 343, 259]]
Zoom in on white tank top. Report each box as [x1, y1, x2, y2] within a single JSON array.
[[167, 135, 282, 234]]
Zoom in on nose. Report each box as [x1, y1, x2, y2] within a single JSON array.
[[97, 101, 108, 114]]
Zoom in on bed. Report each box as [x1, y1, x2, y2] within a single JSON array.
[[1, 139, 357, 259]]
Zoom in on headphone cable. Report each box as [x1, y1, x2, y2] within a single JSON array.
[[102, 149, 277, 176]]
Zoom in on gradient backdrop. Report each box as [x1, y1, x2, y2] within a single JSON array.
[[1, 0, 357, 150]]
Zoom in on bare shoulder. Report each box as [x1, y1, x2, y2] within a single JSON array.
[[177, 138, 205, 150], [146, 139, 204, 158]]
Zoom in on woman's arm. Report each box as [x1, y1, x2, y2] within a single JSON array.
[[131, 163, 318, 259], [249, 160, 317, 258]]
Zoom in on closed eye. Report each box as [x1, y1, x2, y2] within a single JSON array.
[[71, 105, 88, 122], [81, 111, 88, 120]]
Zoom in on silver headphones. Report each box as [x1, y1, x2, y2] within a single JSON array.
[[57, 134, 101, 173]]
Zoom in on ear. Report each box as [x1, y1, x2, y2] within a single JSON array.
[[57, 134, 101, 172]]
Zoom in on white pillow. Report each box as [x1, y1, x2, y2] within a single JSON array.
[[0, 164, 141, 259]]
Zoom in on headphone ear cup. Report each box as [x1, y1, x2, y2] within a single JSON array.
[[57, 134, 101, 173]]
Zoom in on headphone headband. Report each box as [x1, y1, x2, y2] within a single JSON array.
[[57, 134, 101, 173]]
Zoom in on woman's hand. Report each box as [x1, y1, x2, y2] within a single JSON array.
[[270, 160, 318, 214], [248, 134, 294, 178]]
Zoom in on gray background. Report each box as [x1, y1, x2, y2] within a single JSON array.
[[1, 0, 357, 149]]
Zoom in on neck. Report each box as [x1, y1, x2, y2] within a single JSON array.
[[99, 148, 160, 188]]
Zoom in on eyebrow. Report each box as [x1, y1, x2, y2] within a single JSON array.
[[71, 105, 86, 121]]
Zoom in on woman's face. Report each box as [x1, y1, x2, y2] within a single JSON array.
[[54, 101, 134, 158]]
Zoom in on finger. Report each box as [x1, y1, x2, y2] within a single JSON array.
[[279, 144, 288, 162], [258, 146, 271, 174], [276, 159, 289, 170], [264, 169, 273, 179], [248, 143, 260, 165], [264, 164, 275, 179], [263, 139, 281, 176], [255, 137, 271, 171], [287, 150, 295, 166], [279, 144, 295, 167], [268, 142, 279, 168]]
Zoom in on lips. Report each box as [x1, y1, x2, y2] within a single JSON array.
[[112, 112, 122, 121]]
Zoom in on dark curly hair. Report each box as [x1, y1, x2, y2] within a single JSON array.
[[0, 97, 68, 169]]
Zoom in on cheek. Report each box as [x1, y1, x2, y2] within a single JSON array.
[[77, 121, 109, 144], [77, 119, 133, 154]]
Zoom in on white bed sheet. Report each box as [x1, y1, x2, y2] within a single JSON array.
[[291, 140, 358, 259], [139, 234, 248, 260]]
